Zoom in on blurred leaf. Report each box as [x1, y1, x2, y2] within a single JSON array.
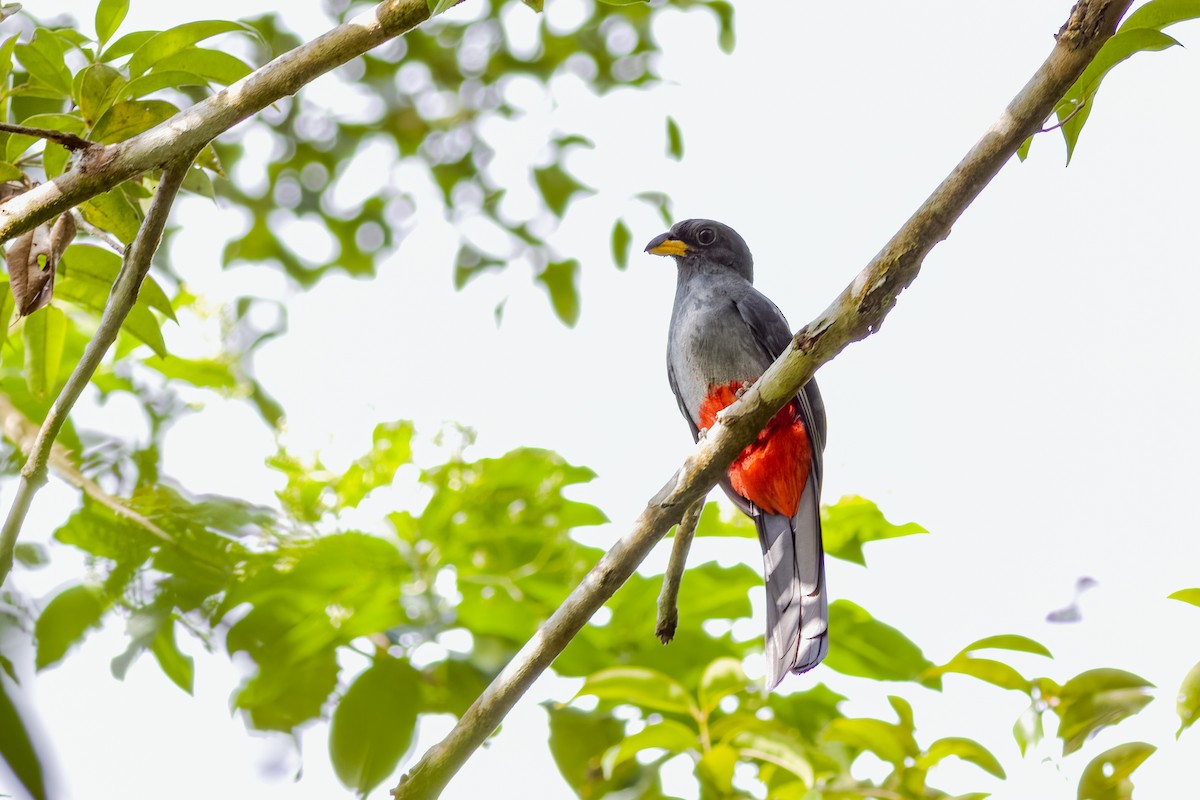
[[335, 420, 415, 509], [0, 161, 21, 180], [537, 258, 581, 327], [329, 657, 421, 796], [708, 1, 736, 53], [454, 244, 504, 289], [78, 63, 126, 126], [577, 666, 698, 716], [155, 47, 253, 85], [694, 501, 754, 538], [427, 0, 459, 16], [95, 0, 130, 47], [533, 163, 593, 218], [1121, 0, 1200, 33], [121, 70, 210, 100], [55, 271, 168, 357], [100, 30, 157, 62], [1169, 588, 1200, 607], [1177, 660, 1200, 736], [14, 543, 49, 568], [665, 116, 683, 160], [128, 20, 263, 77], [0, 677, 47, 800], [925, 655, 1029, 692], [150, 619, 194, 694], [1013, 704, 1045, 756], [822, 717, 918, 767], [1077, 742, 1155, 800], [957, 633, 1052, 658], [90, 100, 179, 144], [821, 495, 926, 565], [61, 245, 173, 320], [1057, 669, 1155, 755], [145, 354, 237, 390], [547, 704, 639, 799], [601, 718, 696, 777], [697, 743, 738, 795], [729, 727, 813, 787], [0, 280, 13, 351], [5, 113, 84, 163], [636, 191, 673, 227], [824, 600, 932, 681], [233, 651, 339, 732], [22, 305, 67, 400], [79, 188, 143, 245], [768, 683, 846, 745], [611, 218, 632, 270], [35, 582, 110, 670], [918, 737, 1005, 778], [699, 657, 747, 713]]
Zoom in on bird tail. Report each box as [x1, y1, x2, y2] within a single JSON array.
[[755, 478, 827, 690]]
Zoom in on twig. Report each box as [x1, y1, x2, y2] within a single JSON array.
[[71, 209, 127, 254], [1039, 97, 1089, 133], [0, 122, 93, 152], [655, 498, 704, 644], [0, 159, 192, 586], [391, 3, 1136, 798], [0, 0, 439, 243], [0, 394, 174, 545]]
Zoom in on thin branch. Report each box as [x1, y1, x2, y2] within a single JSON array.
[[0, 159, 192, 586], [0, 0, 439, 244], [1039, 97, 1088, 133], [71, 208, 127, 254], [655, 498, 703, 644], [0, 394, 174, 545], [0, 121, 93, 152], [391, 2, 1135, 798]]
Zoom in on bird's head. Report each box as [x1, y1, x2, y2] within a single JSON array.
[[644, 219, 753, 282]]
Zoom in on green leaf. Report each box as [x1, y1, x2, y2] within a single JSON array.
[[329, 657, 421, 796], [1013, 705, 1044, 756], [823, 600, 932, 681], [150, 619, 194, 694], [427, 0, 460, 17], [601, 718, 697, 777], [729, 727, 814, 787], [577, 666, 699, 716], [79, 187, 143, 245], [14, 542, 49, 568], [1077, 742, 1156, 800], [233, 652, 340, 732], [128, 20, 263, 78], [919, 737, 1005, 779], [636, 191, 674, 227], [22, 306, 66, 401], [1056, 28, 1179, 162], [14, 29, 72, 96], [699, 657, 747, 713], [533, 162, 594, 218], [821, 495, 926, 565], [0, 281, 15, 352], [768, 683, 846, 745], [1121, 0, 1200, 32], [708, 1, 736, 53], [925, 655, 1029, 692], [1176, 660, 1200, 736], [95, 0, 130, 47], [54, 272, 168, 357], [536, 258, 581, 327], [697, 743, 738, 794], [99, 30, 156, 62], [121, 70, 209, 100], [665, 116, 683, 160], [0, 34, 18, 87], [0, 161, 23, 181], [453, 244, 504, 289], [693, 501, 755, 538], [611, 218, 632, 270], [334, 420, 415, 509], [1057, 669, 1155, 755], [822, 717, 918, 767], [61, 245, 173, 320], [145, 354, 237, 390], [153, 48, 253, 85], [546, 704, 635, 799], [0, 677, 47, 800], [35, 582, 110, 670], [90, 99, 179, 144], [1168, 588, 1200, 607], [957, 634, 1052, 659]]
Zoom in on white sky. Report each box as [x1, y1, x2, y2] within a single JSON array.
[[5, 1, 1200, 799]]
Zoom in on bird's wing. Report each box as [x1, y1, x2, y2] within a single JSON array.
[[733, 291, 827, 485], [666, 357, 700, 440]]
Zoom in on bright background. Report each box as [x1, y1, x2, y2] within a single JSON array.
[[7, 1, 1200, 798]]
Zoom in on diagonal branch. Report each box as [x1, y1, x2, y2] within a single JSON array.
[[0, 122, 94, 152], [391, 2, 1135, 798], [0, 159, 192, 586], [0, 0, 438, 244]]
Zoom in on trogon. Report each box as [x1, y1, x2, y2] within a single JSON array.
[[646, 219, 828, 689]]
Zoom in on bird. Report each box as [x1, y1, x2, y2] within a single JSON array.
[[646, 219, 828, 689]]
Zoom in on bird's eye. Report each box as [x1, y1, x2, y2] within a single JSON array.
[[697, 228, 716, 245]]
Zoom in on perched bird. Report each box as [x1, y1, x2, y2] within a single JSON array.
[[646, 219, 828, 689]]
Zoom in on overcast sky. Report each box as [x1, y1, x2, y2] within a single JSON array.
[[8, 1, 1200, 799]]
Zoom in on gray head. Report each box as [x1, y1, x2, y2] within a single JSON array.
[[644, 219, 754, 282]]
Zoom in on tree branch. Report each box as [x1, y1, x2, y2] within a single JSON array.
[[0, 122, 93, 152], [0, 0, 436, 244], [0, 159, 192, 586], [391, 2, 1134, 798], [655, 498, 703, 644]]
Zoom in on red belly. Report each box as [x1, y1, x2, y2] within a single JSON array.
[[698, 380, 812, 517]]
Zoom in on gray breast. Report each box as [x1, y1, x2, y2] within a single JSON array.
[[668, 281, 771, 424]]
